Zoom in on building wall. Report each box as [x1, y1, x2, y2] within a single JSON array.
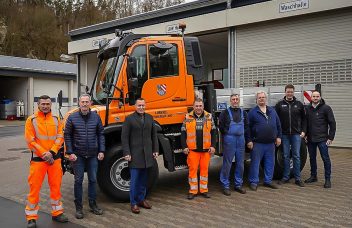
[[33, 78, 76, 116], [79, 53, 99, 95]]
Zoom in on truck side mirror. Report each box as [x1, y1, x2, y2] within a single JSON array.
[[128, 91, 136, 105], [127, 56, 137, 79], [127, 78, 138, 106], [58, 90, 63, 108]]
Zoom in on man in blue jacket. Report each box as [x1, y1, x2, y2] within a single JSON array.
[[247, 91, 282, 191], [64, 94, 105, 219]]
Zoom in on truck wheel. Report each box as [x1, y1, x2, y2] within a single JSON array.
[[97, 145, 159, 202], [273, 140, 307, 180]]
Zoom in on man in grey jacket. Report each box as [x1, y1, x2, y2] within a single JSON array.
[[121, 98, 159, 214]]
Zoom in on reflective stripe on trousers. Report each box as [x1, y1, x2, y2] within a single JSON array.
[[187, 151, 211, 194]]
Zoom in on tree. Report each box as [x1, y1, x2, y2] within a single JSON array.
[[0, 0, 185, 61]]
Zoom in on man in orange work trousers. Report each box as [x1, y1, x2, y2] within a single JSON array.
[[181, 98, 217, 200], [24, 95, 68, 228]]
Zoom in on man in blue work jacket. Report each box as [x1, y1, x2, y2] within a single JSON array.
[[247, 90, 282, 191], [219, 94, 249, 196]]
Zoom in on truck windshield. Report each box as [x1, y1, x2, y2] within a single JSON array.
[[92, 55, 123, 104]]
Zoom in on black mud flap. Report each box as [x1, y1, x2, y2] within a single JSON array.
[[158, 134, 175, 172]]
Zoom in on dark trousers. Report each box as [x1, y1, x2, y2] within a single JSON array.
[[130, 168, 148, 206], [307, 141, 331, 179], [73, 156, 98, 205]]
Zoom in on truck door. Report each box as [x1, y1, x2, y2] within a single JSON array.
[[141, 41, 186, 106]]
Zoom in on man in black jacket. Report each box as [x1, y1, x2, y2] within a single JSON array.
[[121, 98, 159, 214], [275, 84, 306, 187], [64, 94, 105, 219], [304, 91, 336, 188]]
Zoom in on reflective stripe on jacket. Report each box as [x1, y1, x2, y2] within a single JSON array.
[[25, 111, 64, 157], [185, 110, 212, 150]]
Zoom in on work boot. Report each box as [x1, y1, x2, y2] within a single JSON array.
[[75, 200, 84, 219], [187, 193, 196, 200], [52, 213, 68, 223], [304, 176, 318, 183], [324, 179, 331, 188], [263, 183, 278, 189], [199, 192, 211, 198], [27, 219, 36, 228], [277, 179, 290, 185], [234, 187, 246, 194], [249, 184, 257, 191], [295, 180, 305, 187], [89, 200, 103, 215], [223, 188, 231, 196]]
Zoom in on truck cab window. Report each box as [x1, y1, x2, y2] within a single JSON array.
[[149, 43, 179, 78], [130, 45, 147, 91]]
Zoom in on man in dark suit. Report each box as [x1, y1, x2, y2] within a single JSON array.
[[121, 98, 159, 214]]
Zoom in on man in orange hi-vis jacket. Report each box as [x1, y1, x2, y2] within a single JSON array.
[[24, 95, 68, 228], [181, 98, 217, 200]]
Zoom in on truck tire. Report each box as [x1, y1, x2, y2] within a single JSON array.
[[273, 140, 307, 180], [97, 144, 159, 202]]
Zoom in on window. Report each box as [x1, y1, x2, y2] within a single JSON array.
[[130, 45, 148, 90], [149, 43, 179, 78]]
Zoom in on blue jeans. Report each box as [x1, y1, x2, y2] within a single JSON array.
[[220, 135, 245, 189], [130, 168, 148, 206], [73, 156, 98, 204], [249, 143, 275, 186], [282, 134, 302, 181], [307, 141, 331, 179]]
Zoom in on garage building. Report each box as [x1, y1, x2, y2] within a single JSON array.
[[67, 0, 352, 147], [0, 55, 77, 117]]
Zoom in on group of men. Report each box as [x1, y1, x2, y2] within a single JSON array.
[[24, 83, 336, 227], [181, 84, 336, 199], [24, 94, 105, 228]]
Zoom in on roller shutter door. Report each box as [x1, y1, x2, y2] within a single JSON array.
[[235, 8, 352, 88], [322, 83, 352, 148]]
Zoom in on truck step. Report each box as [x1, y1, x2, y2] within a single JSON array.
[[175, 165, 188, 170], [173, 149, 183, 154], [165, 132, 181, 137]]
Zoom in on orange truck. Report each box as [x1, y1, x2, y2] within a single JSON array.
[[60, 27, 317, 201], [61, 27, 220, 201]]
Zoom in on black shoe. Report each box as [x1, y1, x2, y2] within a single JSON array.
[[263, 183, 278, 189], [187, 193, 196, 200], [304, 176, 318, 183], [89, 200, 103, 215], [199, 192, 211, 198], [278, 179, 290, 185], [27, 219, 36, 228], [223, 188, 231, 196], [249, 184, 257, 191], [324, 179, 331, 188], [234, 187, 246, 194], [295, 180, 305, 187], [52, 213, 68, 223], [75, 208, 84, 219]]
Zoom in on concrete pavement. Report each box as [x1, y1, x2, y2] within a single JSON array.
[[0, 130, 351, 227]]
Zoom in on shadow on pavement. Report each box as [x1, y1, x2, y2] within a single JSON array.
[[0, 196, 84, 228]]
